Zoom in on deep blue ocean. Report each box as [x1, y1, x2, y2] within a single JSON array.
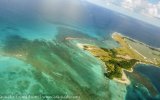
[[1, 0, 160, 48], [135, 65, 160, 93], [84, 1, 160, 48]]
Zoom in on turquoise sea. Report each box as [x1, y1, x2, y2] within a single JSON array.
[[0, 0, 160, 100]]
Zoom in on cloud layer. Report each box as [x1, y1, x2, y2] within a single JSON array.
[[104, 0, 160, 19]]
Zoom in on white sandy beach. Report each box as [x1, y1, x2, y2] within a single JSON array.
[[113, 71, 130, 85], [76, 42, 131, 85]]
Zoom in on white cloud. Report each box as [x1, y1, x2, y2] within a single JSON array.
[[105, 0, 160, 18], [91, 0, 160, 19]]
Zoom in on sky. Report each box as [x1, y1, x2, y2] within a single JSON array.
[[86, 0, 160, 27], [119, 0, 160, 18], [0, 0, 160, 27], [100, 0, 160, 19]]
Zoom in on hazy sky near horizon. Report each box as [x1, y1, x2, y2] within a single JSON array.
[[99, 0, 160, 19], [0, 0, 160, 27], [86, 0, 160, 27]]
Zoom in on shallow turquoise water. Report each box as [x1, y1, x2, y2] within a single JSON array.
[[0, 56, 38, 95], [0, 21, 126, 99], [0, 0, 160, 100]]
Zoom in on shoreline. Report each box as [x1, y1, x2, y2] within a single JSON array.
[[76, 43, 131, 85], [112, 32, 160, 50], [112, 32, 147, 60], [76, 42, 157, 85], [113, 71, 130, 85], [124, 36, 160, 50], [112, 32, 160, 64], [76, 33, 160, 85]]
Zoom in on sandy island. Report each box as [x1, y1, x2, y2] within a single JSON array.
[[75, 32, 160, 85], [77, 43, 131, 85]]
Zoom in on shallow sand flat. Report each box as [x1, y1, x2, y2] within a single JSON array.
[[112, 33, 160, 66], [125, 37, 160, 65]]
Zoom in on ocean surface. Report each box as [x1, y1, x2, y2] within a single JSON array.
[[0, 0, 160, 100], [84, 1, 160, 48], [125, 64, 160, 100], [135, 65, 160, 93]]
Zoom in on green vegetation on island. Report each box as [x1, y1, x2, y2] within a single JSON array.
[[81, 33, 160, 80]]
